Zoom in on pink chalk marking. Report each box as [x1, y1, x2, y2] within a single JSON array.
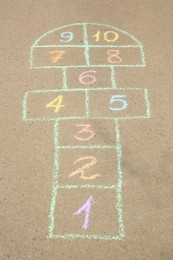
[[74, 124, 95, 141], [74, 195, 94, 229], [78, 70, 97, 85]]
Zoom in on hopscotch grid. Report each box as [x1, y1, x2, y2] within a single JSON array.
[[25, 22, 150, 240]]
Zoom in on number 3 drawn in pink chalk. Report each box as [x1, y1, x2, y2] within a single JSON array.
[[74, 124, 95, 141], [74, 195, 94, 229]]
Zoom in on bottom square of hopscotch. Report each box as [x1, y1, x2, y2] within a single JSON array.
[[49, 188, 124, 240]]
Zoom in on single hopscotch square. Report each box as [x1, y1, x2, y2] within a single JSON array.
[[66, 67, 112, 89], [58, 119, 117, 146], [58, 148, 119, 186], [51, 189, 123, 240]]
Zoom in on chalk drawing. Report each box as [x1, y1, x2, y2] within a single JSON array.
[[22, 22, 151, 240], [60, 32, 73, 43], [109, 95, 128, 111], [107, 50, 122, 64], [92, 30, 119, 43], [30, 23, 145, 68], [49, 50, 65, 63], [78, 70, 97, 85], [23, 87, 149, 121], [46, 95, 64, 113], [73, 195, 94, 229], [74, 124, 95, 141], [69, 156, 100, 180]]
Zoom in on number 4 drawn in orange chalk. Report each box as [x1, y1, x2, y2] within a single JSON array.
[[49, 50, 65, 63], [46, 95, 64, 113]]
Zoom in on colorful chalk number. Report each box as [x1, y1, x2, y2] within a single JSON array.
[[74, 195, 94, 229], [69, 156, 100, 180], [49, 50, 65, 63], [78, 70, 97, 85], [109, 95, 128, 111], [60, 32, 73, 42], [93, 31, 119, 42], [74, 124, 95, 141], [46, 95, 64, 113], [107, 50, 122, 64]]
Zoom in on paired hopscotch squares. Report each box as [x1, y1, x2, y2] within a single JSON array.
[[23, 87, 150, 122]]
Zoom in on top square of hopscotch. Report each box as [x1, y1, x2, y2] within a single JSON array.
[[30, 23, 145, 69]]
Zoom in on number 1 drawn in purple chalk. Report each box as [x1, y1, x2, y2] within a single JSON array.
[[73, 195, 94, 229]]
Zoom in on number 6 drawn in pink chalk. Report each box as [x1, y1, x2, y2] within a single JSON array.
[[78, 70, 97, 85], [74, 195, 94, 229]]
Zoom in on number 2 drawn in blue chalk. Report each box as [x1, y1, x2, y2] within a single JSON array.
[[109, 95, 128, 111], [73, 195, 94, 229], [60, 32, 73, 42]]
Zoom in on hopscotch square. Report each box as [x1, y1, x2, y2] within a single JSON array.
[[51, 189, 122, 239], [58, 148, 118, 186], [89, 47, 143, 66], [23, 90, 87, 121], [66, 67, 112, 89], [32, 47, 86, 68], [89, 88, 149, 119], [37, 24, 84, 46], [86, 23, 137, 46], [58, 119, 117, 146]]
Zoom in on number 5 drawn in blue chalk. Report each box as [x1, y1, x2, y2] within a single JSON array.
[[109, 95, 128, 111]]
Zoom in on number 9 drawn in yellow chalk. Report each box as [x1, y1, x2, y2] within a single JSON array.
[[46, 95, 64, 113]]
